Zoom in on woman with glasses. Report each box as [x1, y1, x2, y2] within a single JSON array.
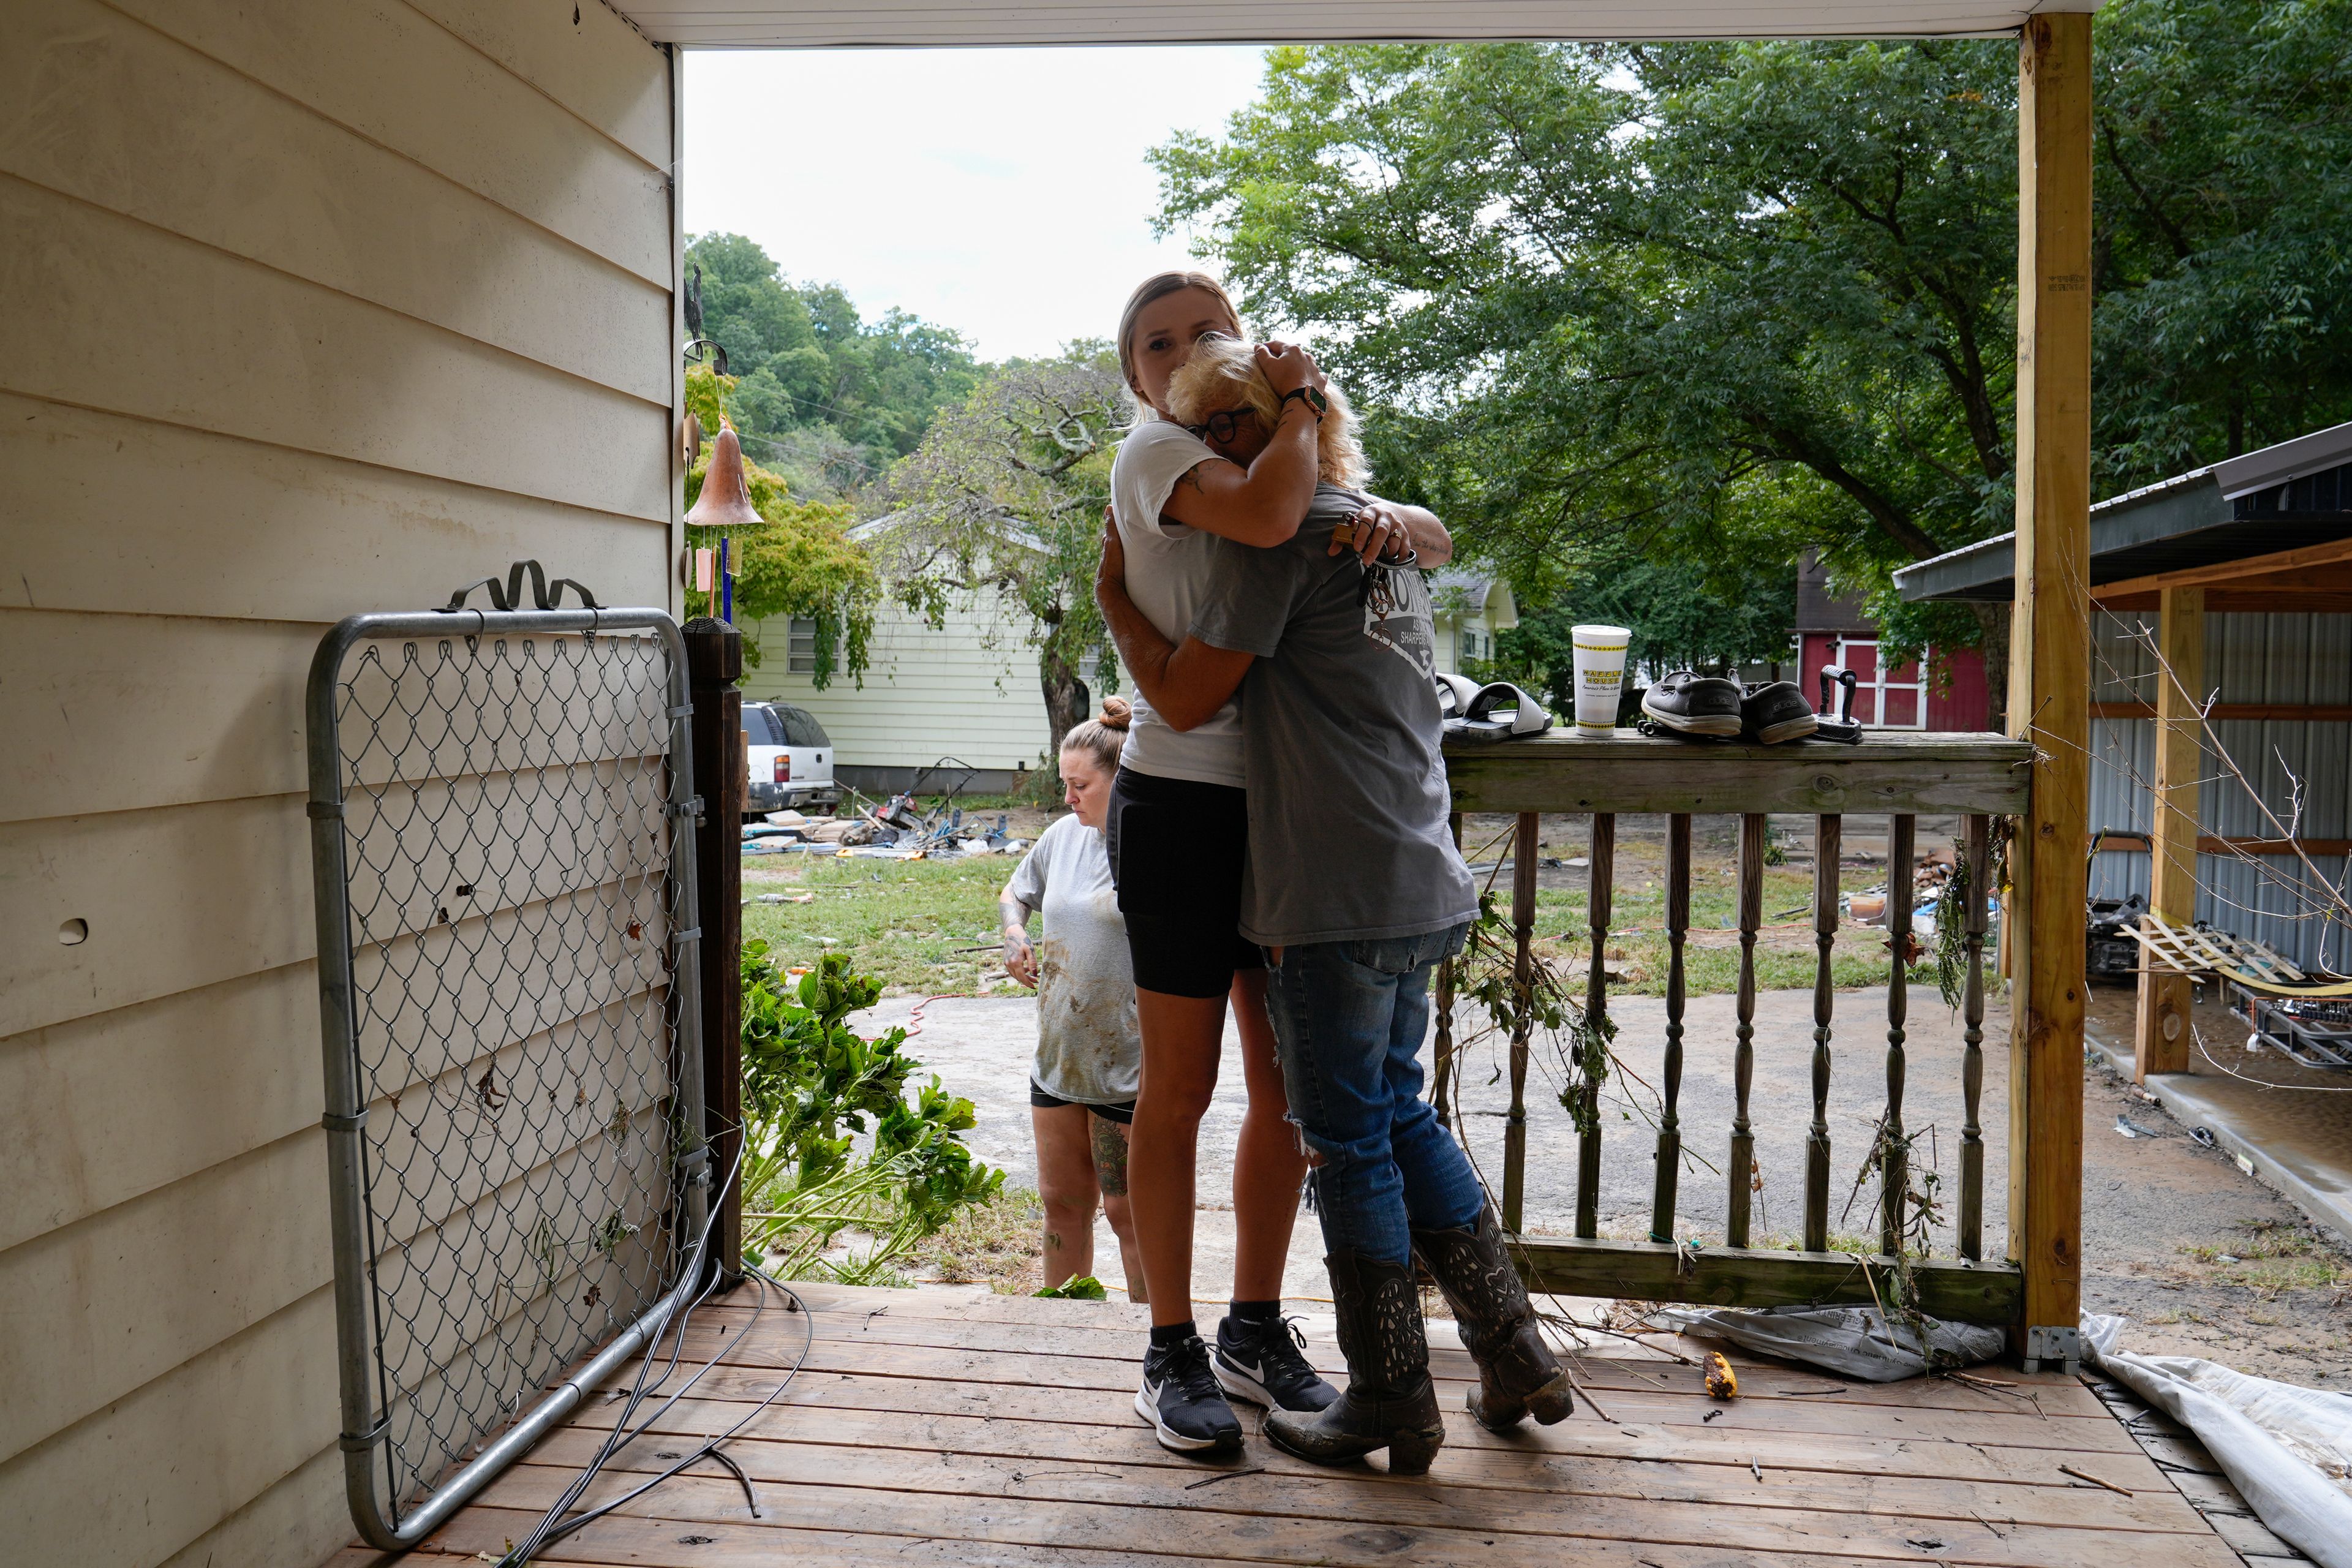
[[1104, 271, 1449, 1454]]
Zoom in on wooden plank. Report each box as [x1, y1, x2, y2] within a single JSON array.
[[0, 0, 669, 405], [0, 176, 670, 522], [1653, 812, 1691, 1242], [470, 1438, 2240, 1568], [652, 1333, 2127, 1453], [568, 1385, 2171, 1505], [558, 1396, 2206, 1534], [1580, 813, 1613, 1237], [687, 1302, 2113, 1418], [2010, 8, 2092, 1347], [2087, 533, 2352, 601], [407, 0, 671, 167], [1804, 812, 1839, 1251], [657, 1359, 2162, 1479], [1444, 731, 2032, 816], [2138, 586, 2203, 1077], [1502, 812, 1537, 1231], [404, 1504, 1235, 1568], [409, 1499, 1826, 1568], [0, 393, 669, 625], [104, 0, 673, 281], [1513, 1236, 2024, 1326]]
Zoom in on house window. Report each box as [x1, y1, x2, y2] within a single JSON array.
[[1834, 638, 1928, 729], [1461, 628, 1480, 662], [787, 617, 818, 674]]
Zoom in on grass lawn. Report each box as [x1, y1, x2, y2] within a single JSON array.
[[744, 809, 1972, 999]]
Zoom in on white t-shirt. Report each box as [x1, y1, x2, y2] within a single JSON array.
[[1109, 417, 1248, 788], [1005, 813, 1142, 1106]]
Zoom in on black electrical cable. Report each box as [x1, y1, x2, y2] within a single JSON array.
[[496, 1142, 816, 1566], [496, 1140, 753, 1565]]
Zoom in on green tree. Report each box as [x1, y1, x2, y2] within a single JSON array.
[[2092, 0, 2352, 481], [1153, 6, 2352, 716], [686, 233, 983, 496], [867, 350, 1126, 774], [685, 368, 880, 685]]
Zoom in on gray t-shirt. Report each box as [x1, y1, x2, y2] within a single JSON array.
[[1005, 812, 1143, 1105], [1190, 485, 1478, 948]]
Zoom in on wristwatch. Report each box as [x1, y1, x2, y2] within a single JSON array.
[[1279, 385, 1329, 421]]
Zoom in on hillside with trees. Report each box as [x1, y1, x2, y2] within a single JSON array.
[[685, 232, 982, 499]]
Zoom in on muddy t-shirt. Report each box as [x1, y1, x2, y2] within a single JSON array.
[[1189, 485, 1477, 948], [1005, 812, 1143, 1105]]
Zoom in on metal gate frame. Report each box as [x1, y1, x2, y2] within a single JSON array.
[[304, 571, 706, 1550]]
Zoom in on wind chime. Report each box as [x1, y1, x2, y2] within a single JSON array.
[[682, 325, 760, 622], [685, 417, 761, 622]]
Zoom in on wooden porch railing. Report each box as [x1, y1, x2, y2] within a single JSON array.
[[1438, 730, 2034, 1327]]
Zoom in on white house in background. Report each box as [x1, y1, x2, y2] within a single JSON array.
[[741, 593, 1104, 794], [1431, 568, 1520, 672], [747, 563, 1517, 794]]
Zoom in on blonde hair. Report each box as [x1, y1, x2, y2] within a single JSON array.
[[1116, 271, 1243, 404], [1165, 337, 1369, 488], [1058, 695, 1132, 773]]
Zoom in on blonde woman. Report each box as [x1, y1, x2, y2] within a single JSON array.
[[1104, 271, 1450, 1454]]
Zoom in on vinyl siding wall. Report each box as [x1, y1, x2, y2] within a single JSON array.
[[0, 4, 678, 1564], [743, 593, 1093, 775]]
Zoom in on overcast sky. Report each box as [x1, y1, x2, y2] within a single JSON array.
[[682, 47, 1272, 364]]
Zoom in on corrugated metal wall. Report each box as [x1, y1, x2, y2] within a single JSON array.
[[2088, 611, 2352, 971]]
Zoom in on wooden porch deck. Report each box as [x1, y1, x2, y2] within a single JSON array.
[[326, 1279, 2269, 1568]]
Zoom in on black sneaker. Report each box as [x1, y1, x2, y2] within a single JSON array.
[[1740, 680, 1819, 744], [1215, 1314, 1340, 1413], [1639, 670, 1743, 737], [1134, 1334, 1245, 1453]]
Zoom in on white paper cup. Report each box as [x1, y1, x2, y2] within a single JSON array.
[[1570, 625, 1632, 733]]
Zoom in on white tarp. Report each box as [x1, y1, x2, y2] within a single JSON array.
[[1650, 1304, 2004, 1382], [2084, 1314, 2352, 1568]]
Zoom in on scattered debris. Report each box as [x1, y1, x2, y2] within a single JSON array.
[[1184, 1466, 1265, 1490], [1702, 1409, 1724, 1422], [2114, 1114, 2158, 1139], [2059, 1464, 2133, 1497]]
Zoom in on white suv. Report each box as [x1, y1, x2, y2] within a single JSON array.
[[743, 701, 839, 818]]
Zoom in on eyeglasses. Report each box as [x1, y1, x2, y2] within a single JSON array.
[[1185, 407, 1260, 445]]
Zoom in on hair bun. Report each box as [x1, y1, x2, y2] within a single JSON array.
[[1098, 695, 1133, 731]]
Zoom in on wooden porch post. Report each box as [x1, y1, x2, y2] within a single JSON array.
[[2007, 10, 2092, 1359], [2135, 586, 2204, 1079]]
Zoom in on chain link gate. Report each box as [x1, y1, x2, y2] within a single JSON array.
[[304, 564, 707, 1550]]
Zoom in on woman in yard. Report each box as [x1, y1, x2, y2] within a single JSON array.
[[1104, 271, 1452, 1453], [998, 699, 1149, 1300]]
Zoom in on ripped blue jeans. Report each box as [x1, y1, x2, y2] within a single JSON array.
[[1262, 923, 1485, 1267]]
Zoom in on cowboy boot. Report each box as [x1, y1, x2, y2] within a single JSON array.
[[1411, 1205, 1572, 1431], [1263, 1250, 1446, 1475]]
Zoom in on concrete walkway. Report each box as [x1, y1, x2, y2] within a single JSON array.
[[2085, 986, 2352, 1249]]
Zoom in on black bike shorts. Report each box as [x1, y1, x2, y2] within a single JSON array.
[[1103, 766, 1262, 1000]]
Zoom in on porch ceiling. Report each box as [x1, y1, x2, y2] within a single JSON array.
[[612, 0, 2100, 47]]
